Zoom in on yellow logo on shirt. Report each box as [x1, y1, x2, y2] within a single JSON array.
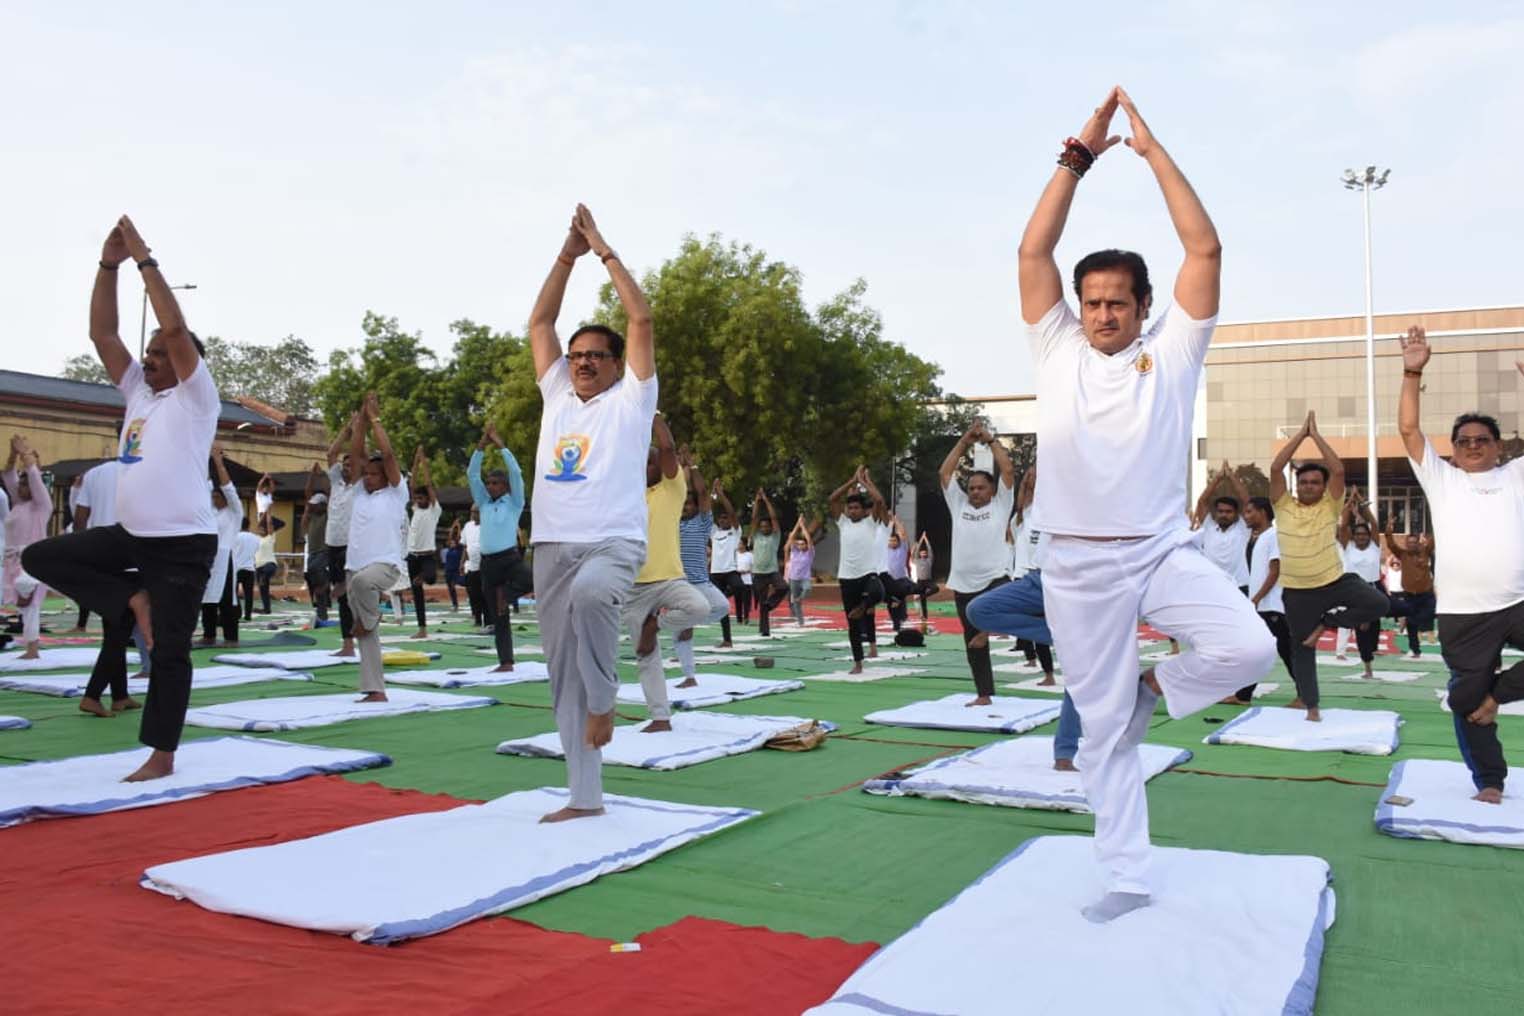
[[1136, 352, 1154, 375], [545, 434, 591, 483]]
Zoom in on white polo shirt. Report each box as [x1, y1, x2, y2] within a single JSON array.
[[710, 525, 740, 573], [1410, 437, 1524, 615], [944, 477, 1015, 593], [1202, 518, 1251, 587], [1028, 300, 1215, 537], [406, 500, 442, 555], [531, 358, 658, 545], [346, 481, 410, 573], [77, 460, 123, 528], [114, 358, 220, 537]]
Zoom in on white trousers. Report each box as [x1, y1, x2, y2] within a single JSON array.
[[1334, 628, 1352, 655], [622, 579, 712, 721], [1043, 529, 1276, 894]]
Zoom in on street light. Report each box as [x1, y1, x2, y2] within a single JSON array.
[[139, 282, 199, 358], [1341, 166, 1390, 511]]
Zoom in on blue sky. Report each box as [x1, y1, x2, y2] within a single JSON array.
[[6, 2, 1522, 399]]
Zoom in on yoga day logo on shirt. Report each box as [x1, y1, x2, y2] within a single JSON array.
[[1136, 352, 1154, 375], [119, 418, 146, 464], [544, 434, 591, 482]]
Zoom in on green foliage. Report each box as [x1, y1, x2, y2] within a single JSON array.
[[61, 354, 110, 385], [62, 335, 321, 416]]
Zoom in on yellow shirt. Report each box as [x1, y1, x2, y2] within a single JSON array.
[[1273, 492, 1344, 589], [636, 470, 687, 583]]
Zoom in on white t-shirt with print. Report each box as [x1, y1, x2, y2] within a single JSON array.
[[1410, 437, 1524, 615], [114, 359, 220, 538], [1202, 518, 1251, 587], [77, 460, 123, 529], [462, 520, 482, 573], [326, 463, 357, 547], [1342, 542, 1382, 583], [710, 526, 740, 572], [944, 477, 1015, 593], [346, 481, 410, 573], [406, 500, 442, 555], [531, 357, 658, 545], [1028, 300, 1215, 537], [1248, 526, 1284, 614], [837, 515, 887, 581]]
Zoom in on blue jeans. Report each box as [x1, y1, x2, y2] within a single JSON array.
[[967, 572, 1080, 759], [1449, 671, 1484, 790]]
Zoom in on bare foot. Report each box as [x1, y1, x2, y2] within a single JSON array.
[[1053, 758, 1078, 772], [489, 662, 515, 673], [636, 613, 660, 657], [409, 629, 429, 640], [1300, 624, 1326, 650], [1036, 675, 1057, 686], [332, 641, 357, 658], [1141, 668, 1161, 696], [128, 590, 154, 651], [1218, 695, 1244, 705], [641, 720, 672, 733], [868, 645, 879, 659], [540, 806, 606, 823], [65, 625, 87, 634], [124, 749, 174, 782], [224, 639, 239, 647], [1362, 669, 1374, 680], [1287, 698, 1306, 710], [196, 637, 217, 647], [966, 695, 993, 707], [112, 696, 142, 712], [1306, 707, 1322, 722], [968, 633, 989, 650], [356, 692, 388, 703], [847, 663, 863, 676], [18, 643, 39, 660], [1474, 787, 1503, 805], [676, 677, 698, 688], [717, 641, 733, 649], [78, 696, 114, 718], [1468, 696, 1500, 726]]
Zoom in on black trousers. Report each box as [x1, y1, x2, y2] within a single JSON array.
[[710, 571, 740, 642], [751, 571, 787, 635], [1441, 601, 1524, 791], [480, 548, 534, 666], [24, 525, 214, 752], [911, 579, 938, 620], [444, 569, 460, 609], [882, 573, 916, 631], [326, 545, 354, 638], [1015, 637, 1055, 672], [1282, 573, 1391, 709], [955, 576, 1008, 698], [465, 570, 486, 626], [1238, 610, 1295, 703], [201, 559, 240, 643], [406, 552, 437, 628], [237, 569, 256, 621], [255, 562, 276, 613], [76, 603, 90, 628], [1391, 590, 1438, 654], [839, 574, 884, 662]]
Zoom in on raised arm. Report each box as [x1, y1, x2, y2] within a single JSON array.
[[572, 205, 654, 381], [1397, 325, 1430, 464], [413, 446, 438, 502], [327, 415, 355, 466], [349, 399, 368, 476], [1114, 89, 1221, 320], [1269, 413, 1311, 502], [763, 491, 780, 534], [712, 480, 736, 524], [117, 216, 199, 382], [90, 225, 134, 384], [1223, 462, 1251, 515], [826, 473, 856, 519], [1383, 515, 1399, 558], [364, 394, 402, 488], [890, 514, 908, 543], [1192, 466, 1221, 528], [988, 434, 1016, 490], [211, 441, 233, 490], [1337, 490, 1356, 547], [679, 447, 711, 513], [1018, 88, 1123, 324], [1305, 412, 1345, 502], [528, 210, 591, 380], [857, 466, 889, 523], [748, 489, 764, 542], [303, 464, 317, 504], [652, 414, 678, 480]]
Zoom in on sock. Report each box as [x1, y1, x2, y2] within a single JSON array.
[[1082, 891, 1151, 924], [675, 639, 696, 680]]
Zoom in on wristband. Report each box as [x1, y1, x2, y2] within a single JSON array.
[[1403, 369, 1423, 378], [599, 250, 619, 264], [99, 260, 120, 271], [556, 254, 575, 268], [136, 257, 160, 271]]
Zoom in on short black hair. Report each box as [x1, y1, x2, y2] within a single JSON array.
[[1248, 495, 1274, 522], [240, 516, 250, 530], [1295, 462, 1329, 482], [967, 469, 996, 487], [367, 452, 384, 464], [1451, 413, 1501, 443], [149, 326, 206, 357], [1213, 496, 1241, 512], [485, 469, 508, 484], [846, 492, 870, 508], [1072, 249, 1152, 308], [1352, 522, 1371, 535], [568, 324, 625, 360]]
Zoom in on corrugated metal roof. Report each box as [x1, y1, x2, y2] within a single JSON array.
[[0, 370, 280, 427]]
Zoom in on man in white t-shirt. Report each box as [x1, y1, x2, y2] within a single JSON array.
[[1399, 325, 1524, 804], [24, 216, 219, 782], [829, 465, 891, 675], [461, 509, 484, 626], [1016, 89, 1274, 921], [1193, 460, 1252, 594], [528, 204, 658, 823], [939, 422, 1016, 705], [70, 457, 120, 637], [324, 418, 361, 657], [403, 446, 444, 639], [1230, 496, 1294, 704], [344, 393, 410, 702]]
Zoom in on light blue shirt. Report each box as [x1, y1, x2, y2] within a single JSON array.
[[468, 447, 526, 555]]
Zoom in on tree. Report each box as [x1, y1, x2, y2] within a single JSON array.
[[61, 354, 110, 385], [62, 335, 322, 417]]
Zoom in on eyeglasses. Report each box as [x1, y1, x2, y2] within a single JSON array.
[[566, 350, 616, 365], [1454, 435, 1496, 449]]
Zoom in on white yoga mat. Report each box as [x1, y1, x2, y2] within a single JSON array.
[[615, 673, 804, 710], [806, 835, 1334, 1016], [993, 660, 1063, 675], [836, 651, 927, 663], [385, 662, 551, 688], [1435, 688, 1524, 716], [214, 650, 440, 670], [662, 654, 734, 667], [0, 648, 139, 672], [864, 694, 1061, 734], [1001, 676, 1067, 694], [474, 645, 544, 657], [0, 666, 311, 698], [379, 633, 493, 644], [0, 716, 30, 731], [865, 737, 1191, 812], [1375, 759, 1524, 848], [184, 689, 495, 731], [498, 711, 827, 770], [1205, 706, 1402, 755], [0, 736, 390, 828], [802, 667, 927, 683], [141, 787, 756, 943]]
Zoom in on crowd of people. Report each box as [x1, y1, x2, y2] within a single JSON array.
[[8, 89, 1522, 926]]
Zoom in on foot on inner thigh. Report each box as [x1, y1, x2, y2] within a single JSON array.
[[1474, 787, 1503, 805], [967, 632, 989, 650], [539, 806, 606, 823], [128, 591, 154, 650], [123, 749, 174, 782], [1082, 891, 1151, 924], [1053, 757, 1077, 772], [78, 697, 113, 718], [1468, 696, 1500, 726], [636, 613, 660, 657], [1300, 624, 1326, 649], [641, 719, 672, 733]]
